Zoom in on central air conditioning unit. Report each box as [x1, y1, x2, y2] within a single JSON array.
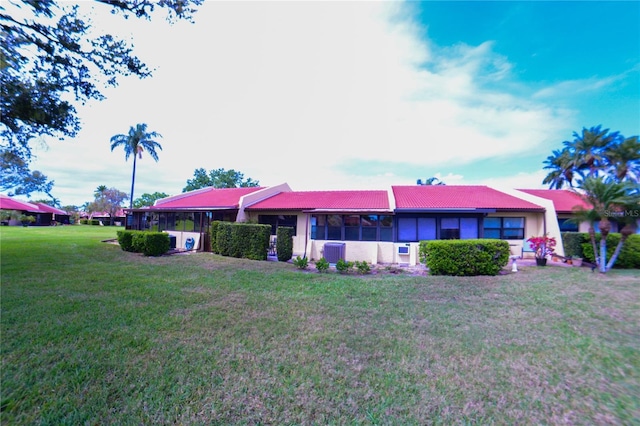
[[323, 242, 346, 264]]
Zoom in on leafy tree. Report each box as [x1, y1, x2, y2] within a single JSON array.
[[133, 192, 169, 208], [0, 151, 55, 199], [183, 168, 260, 192], [86, 187, 128, 226], [0, 0, 202, 196], [110, 123, 162, 208], [543, 125, 638, 188], [417, 177, 445, 185]]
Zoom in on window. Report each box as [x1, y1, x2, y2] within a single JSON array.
[[344, 215, 360, 240], [258, 215, 297, 235], [176, 212, 195, 232], [380, 215, 393, 241], [398, 216, 478, 241], [311, 214, 394, 241], [483, 217, 525, 240], [440, 218, 460, 240], [311, 215, 325, 240], [418, 218, 436, 240], [558, 218, 578, 232], [361, 214, 378, 241], [460, 217, 478, 239], [327, 215, 342, 240], [398, 218, 417, 241]]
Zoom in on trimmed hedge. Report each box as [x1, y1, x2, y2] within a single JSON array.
[[276, 226, 294, 262], [116, 230, 170, 256], [562, 232, 587, 258], [116, 230, 140, 252], [562, 232, 640, 269], [580, 233, 640, 269], [210, 221, 221, 254], [420, 239, 510, 276], [212, 222, 271, 260]]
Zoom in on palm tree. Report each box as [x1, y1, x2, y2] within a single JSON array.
[[94, 185, 107, 199], [575, 176, 638, 273], [542, 147, 576, 189], [571, 125, 617, 178], [110, 124, 162, 209], [604, 135, 640, 182]]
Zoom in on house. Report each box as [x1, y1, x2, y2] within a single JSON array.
[[243, 189, 394, 264], [0, 195, 70, 226], [516, 189, 591, 232], [126, 183, 576, 264], [81, 209, 127, 226], [517, 188, 640, 234], [125, 185, 281, 251]]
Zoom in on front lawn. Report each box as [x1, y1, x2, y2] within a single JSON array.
[[1, 226, 638, 424]]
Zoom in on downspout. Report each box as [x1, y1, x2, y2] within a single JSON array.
[[304, 214, 310, 259]]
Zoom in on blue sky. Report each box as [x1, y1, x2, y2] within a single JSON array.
[[21, 1, 639, 207]]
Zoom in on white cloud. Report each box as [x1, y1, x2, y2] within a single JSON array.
[[533, 74, 624, 99], [27, 1, 571, 205]]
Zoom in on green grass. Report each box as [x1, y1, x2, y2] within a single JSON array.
[[1, 226, 639, 425]]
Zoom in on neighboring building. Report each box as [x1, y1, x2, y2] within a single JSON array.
[[0, 195, 69, 225], [518, 188, 639, 234], [125, 186, 279, 251], [81, 209, 127, 226], [517, 189, 591, 233], [244, 189, 394, 264], [126, 183, 598, 264]]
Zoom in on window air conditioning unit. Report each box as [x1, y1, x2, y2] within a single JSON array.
[[397, 245, 410, 255], [323, 242, 346, 264]]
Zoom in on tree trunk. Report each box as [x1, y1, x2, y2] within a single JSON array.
[[606, 224, 634, 271], [130, 153, 137, 209], [588, 225, 599, 270], [599, 235, 607, 273], [598, 218, 611, 273]]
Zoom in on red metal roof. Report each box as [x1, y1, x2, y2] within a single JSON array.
[[0, 195, 39, 212], [392, 185, 544, 211], [517, 189, 591, 214], [245, 190, 390, 211], [152, 187, 264, 210], [33, 203, 68, 215]]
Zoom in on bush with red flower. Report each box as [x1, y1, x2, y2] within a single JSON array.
[[527, 234, 557, 259]]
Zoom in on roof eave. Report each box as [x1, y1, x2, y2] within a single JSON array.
[[394, 208, 497, 214]]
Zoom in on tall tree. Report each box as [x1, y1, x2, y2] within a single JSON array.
[[110, 123, 162, 208], [0, 0, 202, 196], [86, 187, 128, 226], [542, 125, 638, 188], [573, 176, 639, 273], [570, 125, 617, 178], [542, 148, 576, 189], [183, 168, 260, 192], [604, 136, 640, 182], [417, 177, 446, 186], [133, 192, 170, 208]]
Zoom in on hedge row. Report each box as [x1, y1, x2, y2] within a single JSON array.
[[116, 230, 170, 257], [211, 221, 271, 261], [420, 239, 510, 276], [562, 232, 640, 269], [276, 227, 294, 262]]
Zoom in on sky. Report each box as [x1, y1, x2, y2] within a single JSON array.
[[19, 0, 640, 207]]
